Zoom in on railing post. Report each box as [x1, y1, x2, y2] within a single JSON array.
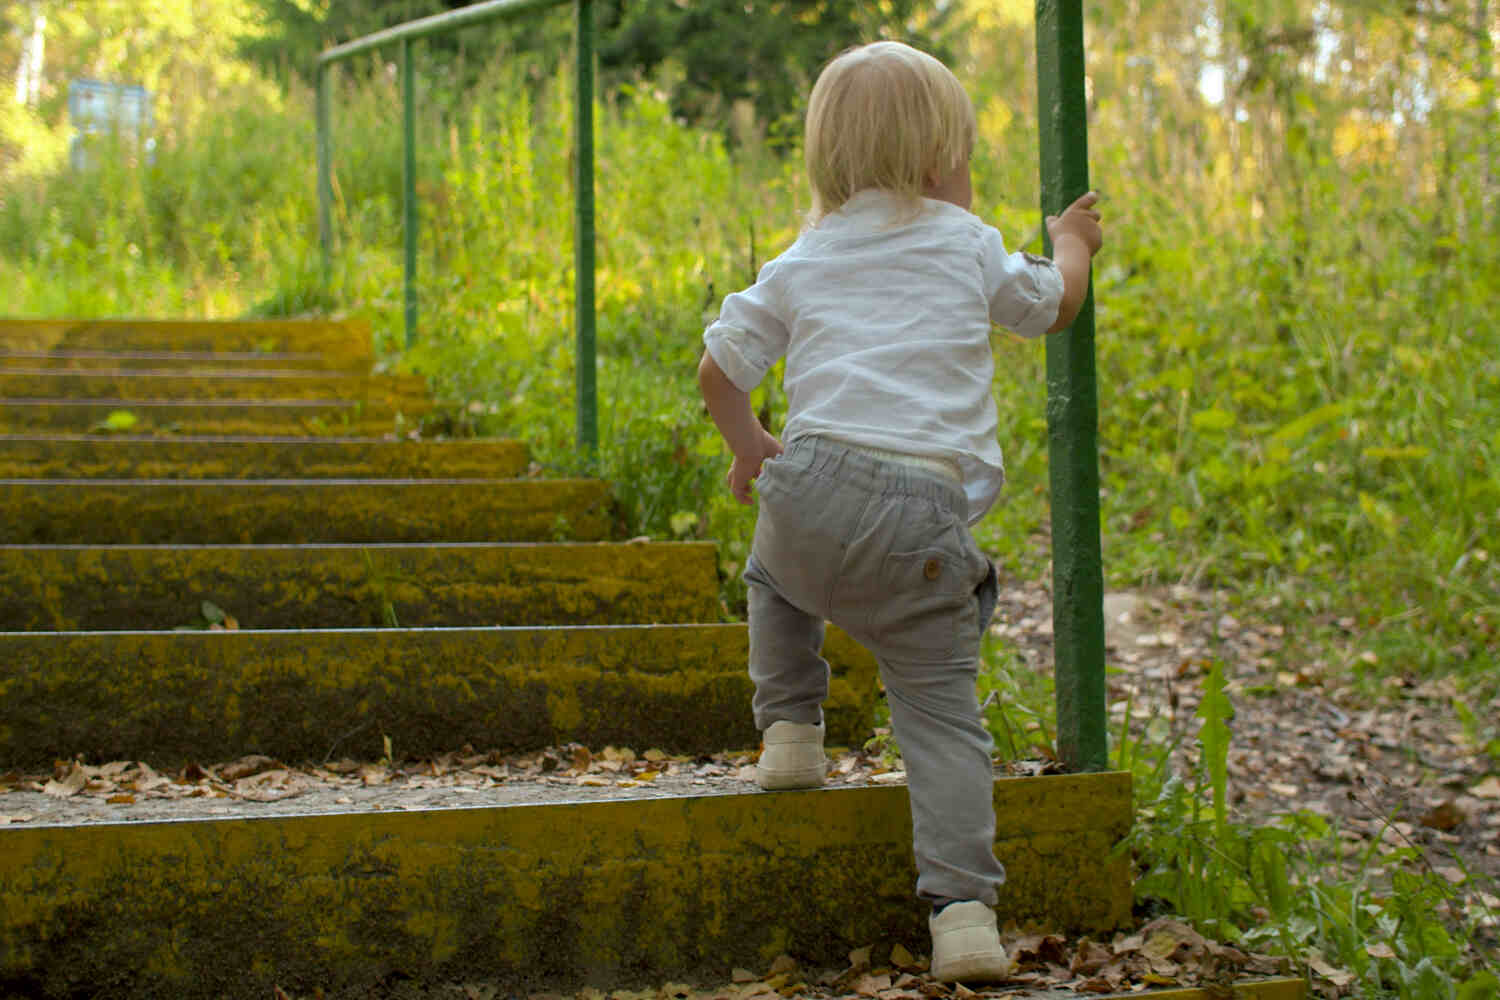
[[1036, 0, 1107, 773], [317, 0, 595, 413], [402, 36, 419, 350], [573, 0, 598, 457], [317, 64, 332, 281]]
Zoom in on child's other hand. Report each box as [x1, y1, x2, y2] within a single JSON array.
[[727, 428, 784, 505], [1046, 191, 1103, 257]]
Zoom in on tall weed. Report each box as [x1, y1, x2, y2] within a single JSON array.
[[1122, 668, 1499, 997]]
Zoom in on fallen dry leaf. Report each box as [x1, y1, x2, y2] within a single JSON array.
[[42, 765, 87, 798], [1069, 939, 1114, 976], [889, 943, 920, 971], [1307, 950, 1355, 987], [1011, 933, 1069, 970], [1076, 966, 1126, 994], [220, 754, 279, 781], [1420, 800, 1466, 831], [1471, 776, 1500, 799], [358, 765, 390, 785]]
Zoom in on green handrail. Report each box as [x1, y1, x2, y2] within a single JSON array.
[[1036, 0, 1107, 772], [316, 0, 598, 456]]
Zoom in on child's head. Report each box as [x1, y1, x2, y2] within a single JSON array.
[[804, 41, 976, 221]]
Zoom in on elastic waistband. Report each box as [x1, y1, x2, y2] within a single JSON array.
[[834, 441, 963, 485], [782, 435, 970, 522]]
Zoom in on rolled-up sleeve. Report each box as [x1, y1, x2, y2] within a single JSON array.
[[702, 262, 789, 392], [981, 227, 1065, 339]]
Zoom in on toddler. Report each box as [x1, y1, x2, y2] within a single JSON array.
[[697, 41, 1103, 981]]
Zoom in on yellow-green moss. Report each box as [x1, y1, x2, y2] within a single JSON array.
[[0, 319, 373, 367], [0, 773, 1133, 998], [0, 623, 877, 766], [0, 350, 340, 372], [0, 541, 721, 630], [0, 435, 531, 480], [0, 399, 426, 435], [0, 370, 426, 403], [0, 479, 613, 544]]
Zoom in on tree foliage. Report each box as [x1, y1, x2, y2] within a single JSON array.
[[595, 0, 961, 131], [234, 0, 958, 130]]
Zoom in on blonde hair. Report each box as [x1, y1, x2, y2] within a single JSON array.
[[804, 41, 976, 221]]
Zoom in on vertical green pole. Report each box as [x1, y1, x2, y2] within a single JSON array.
[[574, 0, 598, 457], [402, 37, 418, 350], [1036, 0, 1107, 773], [317, 64, 332, 281]]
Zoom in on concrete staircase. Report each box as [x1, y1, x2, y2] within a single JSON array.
[[0, 318, 1135, 998]]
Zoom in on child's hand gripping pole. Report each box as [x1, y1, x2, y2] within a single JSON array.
[[1043, 191, 1104, 334]]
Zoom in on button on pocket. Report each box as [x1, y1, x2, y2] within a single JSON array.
[[870, 545, 976, 661]]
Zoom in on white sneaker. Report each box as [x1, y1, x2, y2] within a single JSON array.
[[755, 721, 826, 790], [929, 901, 1012, 983]]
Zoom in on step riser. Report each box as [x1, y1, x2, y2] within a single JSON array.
[[0, 775, 1133, 998], [0, 371, 427, 402], [0, 435, 531, 479], [0, 400, 425, 435], [0, 350, 351, 371], [0, 626, 877, 766], [0, 480, 613, 544], [0, 543, 721, 630], [0, 319, 372, 367]]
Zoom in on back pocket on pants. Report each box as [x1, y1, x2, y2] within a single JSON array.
[[869, 538, 978, 662]]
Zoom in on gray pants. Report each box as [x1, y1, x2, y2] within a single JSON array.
[[744, 435, 1004, 905]]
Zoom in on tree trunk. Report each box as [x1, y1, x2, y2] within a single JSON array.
[[1477, 0, 1496, 215], [12, 1, 45, 107]]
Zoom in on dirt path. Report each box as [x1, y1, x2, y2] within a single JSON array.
[[990, 579, 1500, 887]]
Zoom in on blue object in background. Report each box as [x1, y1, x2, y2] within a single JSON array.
[[68, 79, 155, 169]]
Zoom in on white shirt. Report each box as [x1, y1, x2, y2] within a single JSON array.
[[702, 189, 1064, 522]]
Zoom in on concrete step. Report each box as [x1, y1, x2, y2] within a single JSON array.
[[0, 478, 614, 544], [0, 368, 428, 403], [0, 624, 876, 766], [0, 397, 428, 434], [0, 541, 722, 630], [0, 347, 350, 371], [0, 433, 530, 479], [0, 773, 1134, 999], [0, 318, 373, 368]]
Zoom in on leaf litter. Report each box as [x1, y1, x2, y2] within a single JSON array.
[[268, 922, 1293, 1000]]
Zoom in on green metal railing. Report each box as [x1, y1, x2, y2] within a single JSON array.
[[316, 0, 1105, 772], [316, 0, 597, 454], [1037, 0, 1107, 773]]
